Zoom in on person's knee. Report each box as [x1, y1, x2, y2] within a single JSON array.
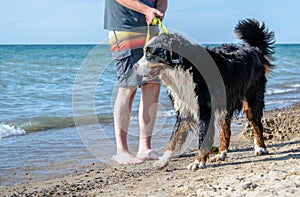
[[115, 87, 138, 107], [118, 86, 137, 97], [142, 83, 161, 97]]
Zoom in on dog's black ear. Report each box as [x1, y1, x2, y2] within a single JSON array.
[[170, 51, 183, 64], [163, 50, 183, 65]]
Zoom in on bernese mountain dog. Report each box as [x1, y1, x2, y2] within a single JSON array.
[[135, 19, 275, 170]]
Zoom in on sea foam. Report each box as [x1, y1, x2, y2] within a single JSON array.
[[0, 123, 26, 139]]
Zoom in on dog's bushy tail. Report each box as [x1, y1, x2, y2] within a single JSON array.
[[235, 18, 275, 71]]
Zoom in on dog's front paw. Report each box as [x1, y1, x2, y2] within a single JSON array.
[[187, 160, 206, 171], [154, 151, 172, 169], [187, 162, 199, 171], [154, 158, 169, 169], [255, 147, 268, 155], [210, 150, 227, 162]]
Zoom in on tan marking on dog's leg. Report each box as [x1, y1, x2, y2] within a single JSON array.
[[219, 119, 231, 158], [166, 121, 191, 151], [154, 121, 193, 169], [244, 100, 268, 155], [210, 118, 231, 162], [252, 124, 268, 155], [244, 100, 252, 119]]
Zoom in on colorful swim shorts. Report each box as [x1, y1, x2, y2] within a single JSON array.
[[108, 30, 160, 87]]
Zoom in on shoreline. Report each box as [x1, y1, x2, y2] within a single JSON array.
[[1, 102, 299, 196]]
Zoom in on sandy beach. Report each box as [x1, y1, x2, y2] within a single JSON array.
[[1, 102, 299, 197]]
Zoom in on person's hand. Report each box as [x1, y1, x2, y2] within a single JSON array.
[[145, 7, 164, 25]]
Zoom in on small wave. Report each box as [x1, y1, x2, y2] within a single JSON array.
[[0, 123, 26, 139], [1, 114, 115, 136], [266, 88, 297, 95], [266, 99, 299, 105], [130, 109, 176, 120], [157, 109, 176, 117], [287, 83, 300, 88], [1, 109, 175, 137], [22, 117, 76, 133]]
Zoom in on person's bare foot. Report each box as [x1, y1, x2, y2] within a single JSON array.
[[136, 149, 161, 161], [111, 151, 144, 165]]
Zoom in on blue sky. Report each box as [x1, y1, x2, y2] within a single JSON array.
[[1, 0, 299, 44]]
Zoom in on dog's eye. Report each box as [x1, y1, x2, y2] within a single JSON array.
[[146, 56, 154, 62], [149, 58, 155, 62], [145, 52, 155, 62]]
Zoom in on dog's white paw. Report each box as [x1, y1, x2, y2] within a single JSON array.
[[210, 150, 227, 162], [187, 160, 206, 171], [153, 151, 172, 169], [255, 147, 268, 155], [254, 140, 268, 155], [154, 158, 169, 169]]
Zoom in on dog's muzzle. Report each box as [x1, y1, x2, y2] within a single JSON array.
[[144, 66, 163, 80], [135, 61, 164, 81]]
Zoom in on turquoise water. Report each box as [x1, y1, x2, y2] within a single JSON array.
[[1, 44, 299, 136], [0, 45, 92, 135], [0, 44, 299, 186]]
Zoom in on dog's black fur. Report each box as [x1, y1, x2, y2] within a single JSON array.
[[138, 19, 275, 170]]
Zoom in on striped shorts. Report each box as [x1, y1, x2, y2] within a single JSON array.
[[108, 30, 160, 87]]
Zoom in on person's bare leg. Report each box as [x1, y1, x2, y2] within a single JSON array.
[[137, 83, 161, 160], [112, 86, 143, 164]]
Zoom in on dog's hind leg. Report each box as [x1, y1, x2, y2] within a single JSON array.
[[210, 112, 233, 162], [243, 99, 268, 155], [154, 118, 197, 169]]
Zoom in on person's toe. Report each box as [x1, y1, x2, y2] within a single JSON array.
[[111, 153, 144, 165]]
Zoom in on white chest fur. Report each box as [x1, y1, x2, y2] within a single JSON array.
[[160, 67, 199, 121]]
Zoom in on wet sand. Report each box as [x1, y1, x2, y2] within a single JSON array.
[[1, 102, 299, 197]]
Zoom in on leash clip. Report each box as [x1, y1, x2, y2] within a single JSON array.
[[145, 17, 169, 46]]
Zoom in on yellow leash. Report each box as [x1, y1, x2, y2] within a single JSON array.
[[145, 17, 169, 45]]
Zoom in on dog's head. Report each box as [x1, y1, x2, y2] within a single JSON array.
[[135, 33, 185, 80]]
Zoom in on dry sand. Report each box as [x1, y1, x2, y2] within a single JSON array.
[[1, 103, 299, 197]]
